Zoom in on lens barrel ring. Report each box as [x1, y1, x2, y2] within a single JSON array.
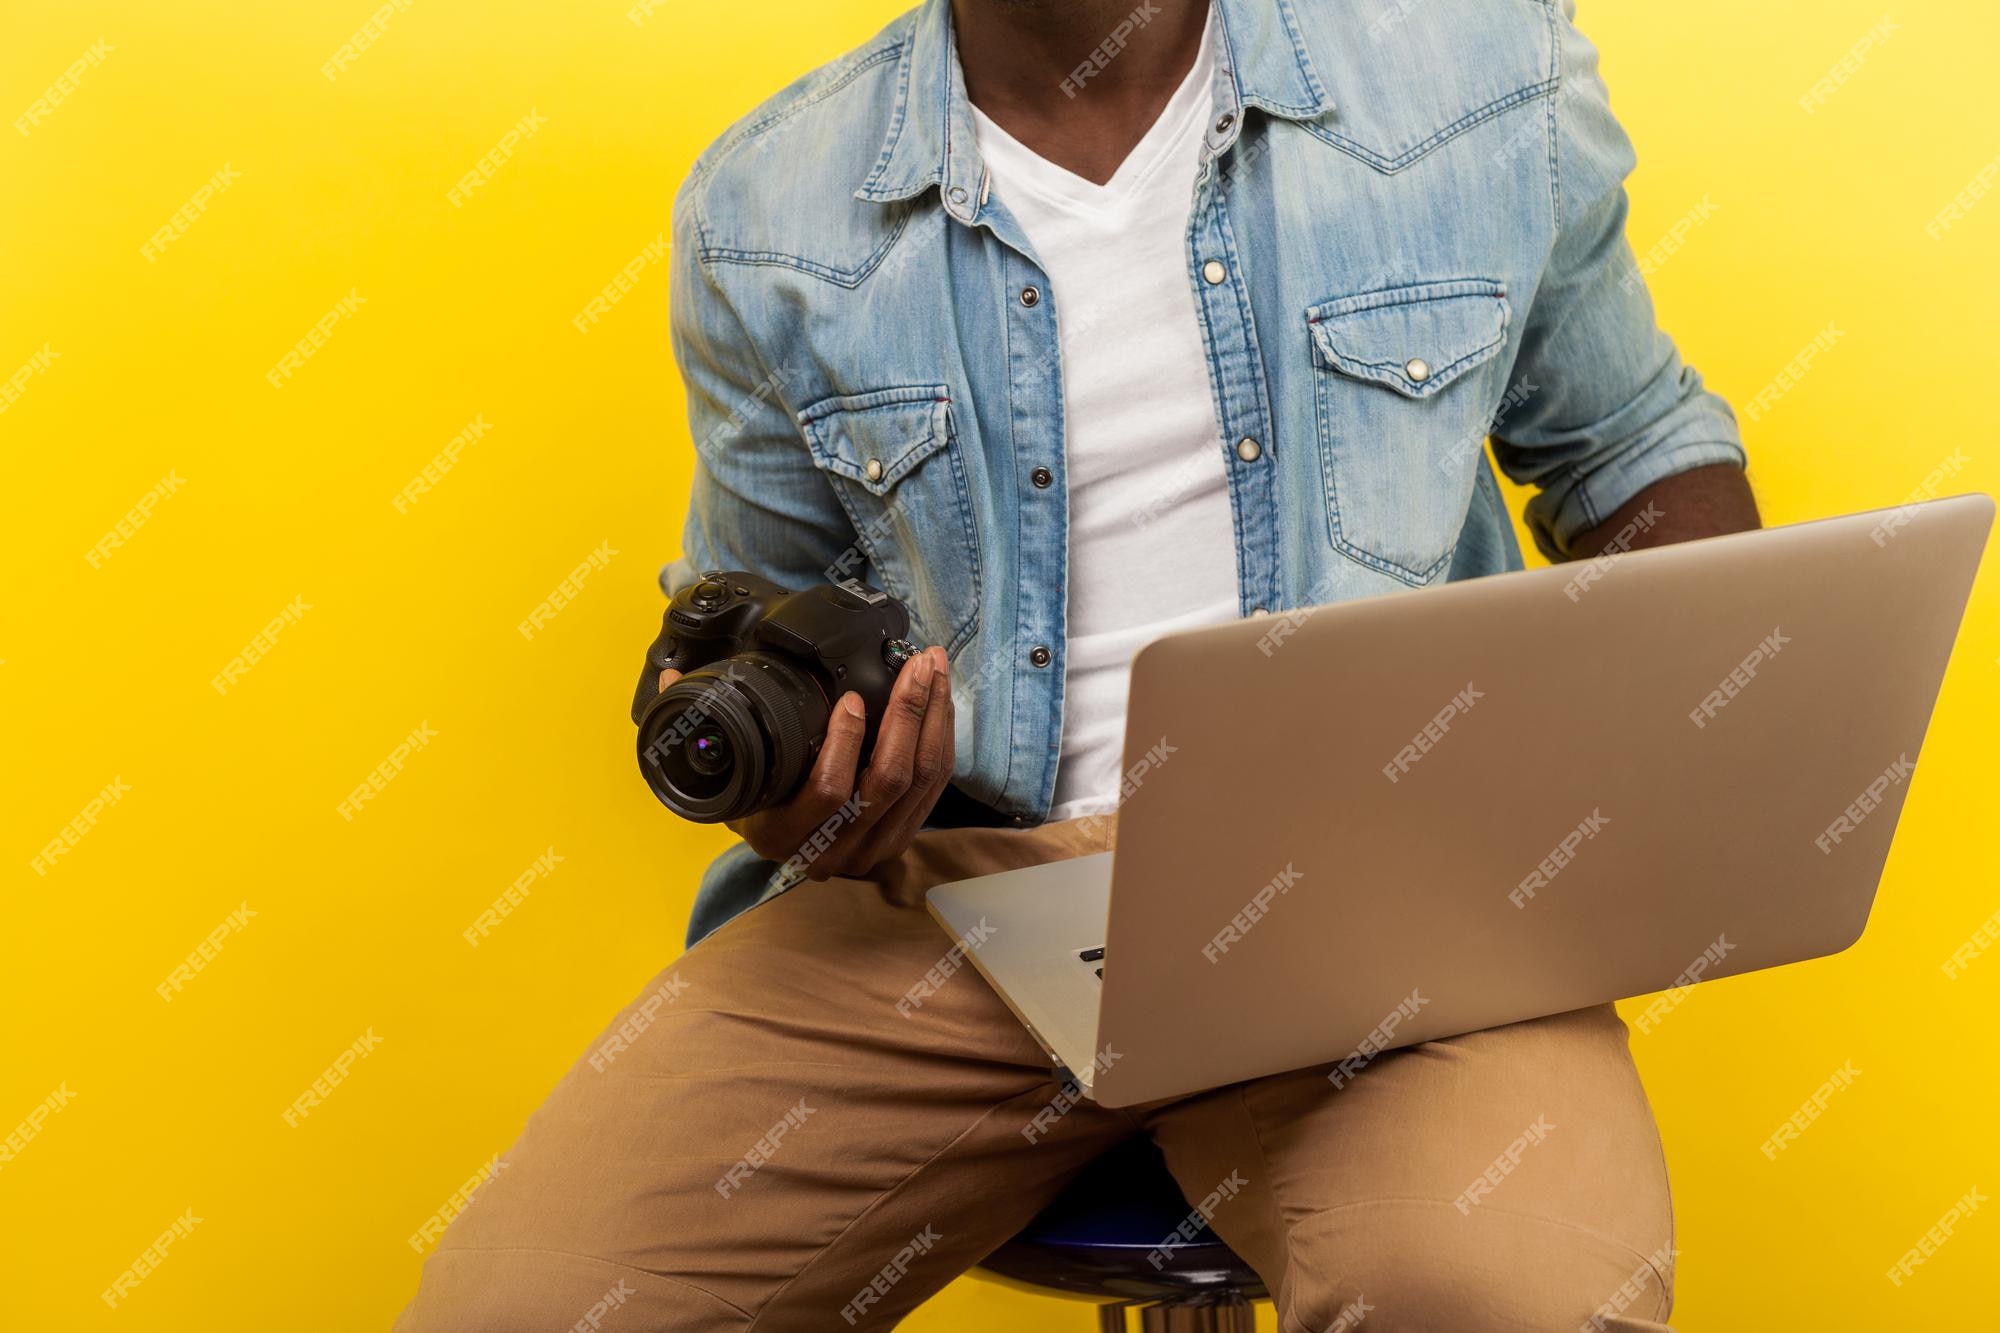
[[729, 654, 824, 803]]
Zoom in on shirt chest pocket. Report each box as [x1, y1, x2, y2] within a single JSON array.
[[799, 385, 982, 653], [1307, 279, 1512, 585]]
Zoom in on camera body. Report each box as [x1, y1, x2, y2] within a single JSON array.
[[632, 571, 918, 823]]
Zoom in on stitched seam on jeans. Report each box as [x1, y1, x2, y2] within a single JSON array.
[[697, 41, 904, 194], [700, 212, 912, 288], [1545, 0, 1563, 233], [431, 1244, 754, 1322], [748, 1084, 1096, 1328], [1300, 81, 1557, 173]]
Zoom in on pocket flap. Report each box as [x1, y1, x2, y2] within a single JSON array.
[[798, 385, 955, 497], [1306, 279, 1510, 398]]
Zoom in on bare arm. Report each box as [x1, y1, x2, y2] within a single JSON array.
[[1564, 462, 1760, 558]]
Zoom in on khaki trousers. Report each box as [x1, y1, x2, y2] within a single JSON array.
[[396, 818, 1675, 1332]]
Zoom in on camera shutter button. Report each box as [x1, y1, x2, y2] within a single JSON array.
[[691, 579, 728, 608]]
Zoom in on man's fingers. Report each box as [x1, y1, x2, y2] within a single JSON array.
[[657, 667, 681, 693], [892, 650, 954, 808], [800, 691, 868, 817], [746, 649, 948, 880], [816, 652, 935, 875], [760, 693, 865, 878], [787, 694, 870, 879], [854, 648, 954, 865], [855, 650, 934, 812]]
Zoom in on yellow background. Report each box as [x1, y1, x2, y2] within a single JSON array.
[[4, 0, 1997, 1327]]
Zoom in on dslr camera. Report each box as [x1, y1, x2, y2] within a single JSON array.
[[632, 571, 920, 823]]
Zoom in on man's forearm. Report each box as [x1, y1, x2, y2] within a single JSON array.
[[1566, 462, 1761, 558]]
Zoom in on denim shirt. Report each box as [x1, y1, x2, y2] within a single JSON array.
[[663, 0, 1746, 942]]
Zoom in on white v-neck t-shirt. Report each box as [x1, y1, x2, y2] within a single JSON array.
[[971, 23, 1241, 822]]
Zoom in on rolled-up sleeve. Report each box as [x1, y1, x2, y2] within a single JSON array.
[[1490, 0, 1747, 560], [663, 188, 855, 595]]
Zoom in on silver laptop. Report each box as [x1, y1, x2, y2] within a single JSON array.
[[927, 495, 1993, 1107]]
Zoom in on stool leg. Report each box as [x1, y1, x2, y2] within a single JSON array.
[[1134, 1296, 1257, 1333]]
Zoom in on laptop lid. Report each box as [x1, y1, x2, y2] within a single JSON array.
[[1087, 496, 1992, 1107]]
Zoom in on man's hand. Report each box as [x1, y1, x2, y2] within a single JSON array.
[[656, 646, 954, 880]]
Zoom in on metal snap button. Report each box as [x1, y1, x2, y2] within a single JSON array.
[[1020, 286, 1041, 307], [865, 457, 884, 482], [1029, 646, 1052, 667], [1405, 358, 1431, 383], [1236, 437, 1262, 462], [1202, 260, 1227, 285]]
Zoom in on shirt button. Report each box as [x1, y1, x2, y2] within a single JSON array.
[[1236, 437, 1262, 463], [1029, 645, 1052, 667], [865, 457, 884, 482], [1031, 466, 1053, 489], [1020, 286, 1041, 307], [1202, 260, 1228, 285], [1213, 112, 1235, 135], [1250, 607, 1270, 617], [948, 186, 968, 205], [1405, 357, 1431, 383]]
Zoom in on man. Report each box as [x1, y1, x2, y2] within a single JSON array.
[[399, 0, 1757, 1327]]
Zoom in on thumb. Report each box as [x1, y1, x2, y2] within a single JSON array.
[[657, 667, 682, 694]]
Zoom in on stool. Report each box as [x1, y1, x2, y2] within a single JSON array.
[[974, 1137, 1268, 1331]]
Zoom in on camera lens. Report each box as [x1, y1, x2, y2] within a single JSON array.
[[635, 653, 831, 823], [686, 730, 729, 776], [643, 692, 748, 810]]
